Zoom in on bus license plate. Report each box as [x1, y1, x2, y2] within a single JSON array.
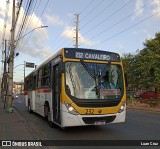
[[95, 121, 105, 125]]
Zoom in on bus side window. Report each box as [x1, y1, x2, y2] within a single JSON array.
[[37, 69, 42, 88], [33, 75, 36, 90], [42, 63, 51, 88]]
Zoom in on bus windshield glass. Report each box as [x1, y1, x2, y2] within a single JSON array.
[[65, 62, 123, 100]]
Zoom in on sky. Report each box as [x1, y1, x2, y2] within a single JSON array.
[[0, 0, 160, 82]]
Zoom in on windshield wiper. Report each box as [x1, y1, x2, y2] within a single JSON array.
[[80, 59, 95, 79], [80, 59, 99, 97], [100, 65, 108, 78]]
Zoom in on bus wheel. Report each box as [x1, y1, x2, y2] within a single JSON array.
[[47, 110, 56, 128], [28, 101, 33, 113]]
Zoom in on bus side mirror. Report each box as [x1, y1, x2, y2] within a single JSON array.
[[124, 73, 128, 88]]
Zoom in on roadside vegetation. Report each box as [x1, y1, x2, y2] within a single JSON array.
[[122, 32, 160, 108]]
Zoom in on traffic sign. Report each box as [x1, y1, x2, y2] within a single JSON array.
[[26, 62, 34, 68]]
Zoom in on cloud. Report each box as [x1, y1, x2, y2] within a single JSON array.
[[116, 43, 125, 55], [152, 0, 160, 5], [131, 0, 144, 21], [67, 13, 74, 18], [151, 0, 160, 16], [132, 29, 151, 38], [45, 14, 65, 26], [20, 41, 53, 59], [0, 1, 12, 44], [61, 26, 94, 46], [16, 26, 51, 60], [0, 0, 52, 60], [15, 10, 50, 60], [142, 29, 152, 38]]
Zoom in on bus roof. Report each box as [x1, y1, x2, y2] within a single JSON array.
[[25, 48, 63, 78], [25, 48, 120, 78]]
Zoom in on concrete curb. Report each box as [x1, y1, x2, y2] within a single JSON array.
[[127, 107, 160, 112]]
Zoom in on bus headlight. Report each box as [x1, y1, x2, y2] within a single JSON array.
[[65, 102, 79, 115], [118, 102, 126, 113]]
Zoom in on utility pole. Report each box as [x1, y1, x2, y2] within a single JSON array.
[[3, 40, 7, 108], [24, 61, 25, 84], [75, 14, 79, 48], [7, 0, 15, 112], [1, 40, 7, 102]]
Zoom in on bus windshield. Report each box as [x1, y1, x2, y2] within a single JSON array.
[[65, 62, 123, 100]]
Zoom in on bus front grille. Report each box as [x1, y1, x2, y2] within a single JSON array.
[[74, 100, 120, 107], [82, 116, 116, 124]]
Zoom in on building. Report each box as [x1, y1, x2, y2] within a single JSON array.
[[13, 82, 24, 94]]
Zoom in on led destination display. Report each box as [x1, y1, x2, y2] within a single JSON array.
[[64, 48, 120, 62]]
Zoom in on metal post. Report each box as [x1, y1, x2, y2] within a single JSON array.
[[24, 61, 25, 83], [3, 40, 7, 108], [7, 0, 15, 112], [75, 14, 79, 48]]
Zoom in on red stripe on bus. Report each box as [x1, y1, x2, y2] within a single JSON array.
[[24, 91, 28, 95], [36, 89, 52, 93]]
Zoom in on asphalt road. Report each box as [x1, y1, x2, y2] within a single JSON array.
[[13, 95, 160, 148]]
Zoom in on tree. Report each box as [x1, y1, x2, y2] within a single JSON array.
[[122, 32, 160, 91], [143, 32, 160, 91]]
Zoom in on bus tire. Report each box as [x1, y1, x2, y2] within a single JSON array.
[[28, 100, 33, 113], [44, 104, 48, 120], [47, 108, 56, 128]]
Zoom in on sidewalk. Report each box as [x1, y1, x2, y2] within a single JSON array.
[[127, 101, 160, 112], [0, 100, 36, 140]]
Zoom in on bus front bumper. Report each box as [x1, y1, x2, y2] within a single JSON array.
[[61, 110, 126, 128]]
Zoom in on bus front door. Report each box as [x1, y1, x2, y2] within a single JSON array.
[[52, 64, 61, 125]]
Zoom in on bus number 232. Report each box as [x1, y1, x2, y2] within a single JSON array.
[[85, 109, 94, 114]]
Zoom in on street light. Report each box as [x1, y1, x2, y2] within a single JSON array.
[[14, 63, 24, 69], [15, 25, 48, 42], [7, 25, 48, 113]]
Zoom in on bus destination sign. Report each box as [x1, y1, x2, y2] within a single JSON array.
[[75, 52, 110, 60], [64, 48, 120, 62]]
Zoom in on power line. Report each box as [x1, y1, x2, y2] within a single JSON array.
[[15, 0, 33, 47], [80, 0, 105, 22], [1, 0, 10, 78], [51, 27, 74, 50], [15, 0, 23, 28], [80, 0, 96, 15], [55, 37, 73, 51], [15, 0, 38, 50], [54, 0, 99, 49], [91, 10, 160, 48], [48, 15, 75, 50], [89, 0, 152, 40], [14, 0, 25, 49], [22, 0, 38, 37], [19, 0, 49, 50], [48, 23, 74, 49], [15, 0, 29, 42], [80, 0, 117, 30], [16, 0, 42, 50], [1, 0, 10, 46], [82, 0, 133, 36]]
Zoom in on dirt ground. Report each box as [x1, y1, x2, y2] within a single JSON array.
[[126, 98, 160, 112]]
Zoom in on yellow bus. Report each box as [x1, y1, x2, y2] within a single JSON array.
[[24, 48, 126, 128]]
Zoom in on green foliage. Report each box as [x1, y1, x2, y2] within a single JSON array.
[[122, 32, 160, 90]]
